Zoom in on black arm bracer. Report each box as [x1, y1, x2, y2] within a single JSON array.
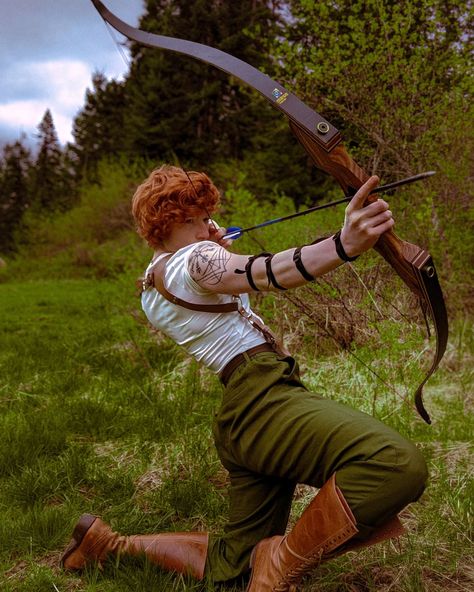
[[264, 254, 287, 290], [293, 247, 314, 281], [332, 230, 359, 262], [234, 252, 272, 291], [235, 244, 318, 291]]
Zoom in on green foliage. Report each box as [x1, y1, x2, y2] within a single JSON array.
[[0, 138, 32, 253], [4, 158, 152, 281], [274, 0, 473, 304], [219, 178, 341, 253]]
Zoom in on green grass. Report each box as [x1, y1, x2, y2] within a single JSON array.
[[0, 278, 472, 591]]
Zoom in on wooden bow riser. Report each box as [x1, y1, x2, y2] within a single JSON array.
[[289, 121, 425, 298]]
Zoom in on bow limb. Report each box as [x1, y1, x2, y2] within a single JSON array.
[[90, 0, 340, 152], [289, 122, 448, 424], [91, 0, 448, 423]]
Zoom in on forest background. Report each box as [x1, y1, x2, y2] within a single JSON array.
[[0, 1, 472, 591]]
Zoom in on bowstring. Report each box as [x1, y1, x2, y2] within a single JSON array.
[[184, 169, 220, 233], [98, 10, 131, 69]]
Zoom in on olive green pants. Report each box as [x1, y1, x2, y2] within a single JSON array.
[[206, 353, 428, 583]]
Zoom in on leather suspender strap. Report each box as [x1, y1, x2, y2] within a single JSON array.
[[142, 256, 239, 313], [137, 254, 289, 357]]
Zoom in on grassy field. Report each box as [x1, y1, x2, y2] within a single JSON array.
[[0, 276, 472, 591]]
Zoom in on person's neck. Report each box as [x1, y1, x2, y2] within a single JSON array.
[[158, 237, 197, 254], [153, 247, 167, 257]]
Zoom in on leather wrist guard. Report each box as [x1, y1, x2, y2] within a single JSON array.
[[332, 230, 359, 262]]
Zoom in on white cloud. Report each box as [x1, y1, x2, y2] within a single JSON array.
[[28, 60, 92, 111], [0, 100, 75, 145], [0, 57, 127, 146]]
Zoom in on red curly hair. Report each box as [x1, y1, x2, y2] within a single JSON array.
[[132, 165, 221, 249]]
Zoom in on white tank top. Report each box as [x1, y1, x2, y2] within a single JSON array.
[[141, 242, 266, 373]]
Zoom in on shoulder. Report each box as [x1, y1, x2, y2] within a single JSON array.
[[186, 241, 231, 286], [160, 241, 225, 272], [162, 241, 229, 295]]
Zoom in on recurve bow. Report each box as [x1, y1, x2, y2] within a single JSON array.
[[90, 0, 448, 423]]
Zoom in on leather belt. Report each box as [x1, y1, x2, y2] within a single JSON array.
[[219, 343, 276, 386]]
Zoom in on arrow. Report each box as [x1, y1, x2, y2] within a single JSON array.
[[224, 171, 435, 239]]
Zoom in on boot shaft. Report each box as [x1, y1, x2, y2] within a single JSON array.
[[62, 515, 208, 580], [285, 473, 358, 561], [246, 474, 358, 592], [246, 474, 406, 592]]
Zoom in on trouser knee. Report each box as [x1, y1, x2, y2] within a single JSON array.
[[339, 435, 428, 531], [368, 438, 428, 522], [390, 440, 428, 506]]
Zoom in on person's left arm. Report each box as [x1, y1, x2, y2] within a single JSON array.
[[189, 176, 392, 294]]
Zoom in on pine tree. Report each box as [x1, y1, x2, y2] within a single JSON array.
[[72, 73, 127, 182], [0, 137, 32, 254], [31, 110, 66, 212], [123, 0, 285, 164]]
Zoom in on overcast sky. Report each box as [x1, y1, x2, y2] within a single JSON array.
[[0, 0, 144, 151]]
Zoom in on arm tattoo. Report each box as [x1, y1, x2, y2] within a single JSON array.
[[189, 244, 231, 285]]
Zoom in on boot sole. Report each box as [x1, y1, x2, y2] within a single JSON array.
[[60, 514, 98, 568]]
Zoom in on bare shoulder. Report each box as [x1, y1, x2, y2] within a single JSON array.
[[188, 242, 231, 286]]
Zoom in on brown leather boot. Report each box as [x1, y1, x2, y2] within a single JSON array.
[[246, 474, 405, 592], [246, 474, 357, 591], [61, 514, 208, 580]]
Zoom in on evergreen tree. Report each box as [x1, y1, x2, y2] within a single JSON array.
[[69, 1, 326, 202], [31, 110, 67, 212], [123, 0, 285, 164], [72, 73, 127, 182], [0, 137, 32, 254], [123, 0, 329, 203]]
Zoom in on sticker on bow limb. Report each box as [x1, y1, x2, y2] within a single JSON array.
[[272, 88, 288, 104]]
